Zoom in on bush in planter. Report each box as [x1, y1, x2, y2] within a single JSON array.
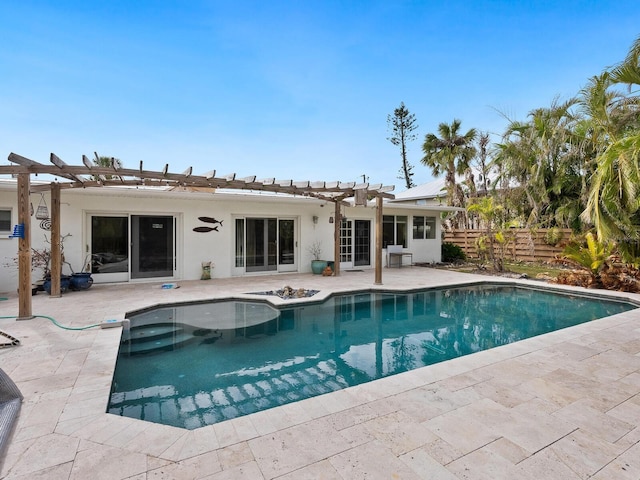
[[308, 241, 328, 274]]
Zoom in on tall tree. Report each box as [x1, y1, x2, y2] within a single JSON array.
[[493, 98, 582, 228], [581, 36, 640, 254], [421, 119, 477, 227], [610, 34, 640, 87], [387, 102, 418, 189], [474, 132, 492, 195]]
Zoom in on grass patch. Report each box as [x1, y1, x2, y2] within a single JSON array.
[[502, 261, 564, 279], [438, 260, 565, 280]]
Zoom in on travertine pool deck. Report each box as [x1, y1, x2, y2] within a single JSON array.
[[1, 267, 640, 479]]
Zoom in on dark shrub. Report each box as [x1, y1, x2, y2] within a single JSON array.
[[442, 242, 466, 262]]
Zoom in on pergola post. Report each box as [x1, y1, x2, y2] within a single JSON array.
[[49, 183, 61, 297], [333, 200, 341, 277], [17, 173, 32, 320], [375, 195, 383, 285]]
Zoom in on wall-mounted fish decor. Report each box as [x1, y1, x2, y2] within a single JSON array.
[[193, 226, 219, 233], [193, 216, 223, 233], [198, 217, 223, 226]]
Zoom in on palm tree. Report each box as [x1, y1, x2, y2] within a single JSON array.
[[493, 98, 582, 229], [467, 196, 504, 271], [421, 119, 477, 227], [610, 35, 640, 87], [92, 154, 123, 181], [580, 36, 640, 254]]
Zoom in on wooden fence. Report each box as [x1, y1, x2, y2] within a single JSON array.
[[443, 228, 573, 263]]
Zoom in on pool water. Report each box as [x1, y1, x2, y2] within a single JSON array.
[[107, 284, 636, 429]]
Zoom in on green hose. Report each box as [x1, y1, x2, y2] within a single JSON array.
[[0, 314, 101, 330]]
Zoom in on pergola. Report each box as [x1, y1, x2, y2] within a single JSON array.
[[1, 152, 395, 319]]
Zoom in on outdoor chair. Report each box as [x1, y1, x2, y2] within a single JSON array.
[[387, 245, 413, 268], [0, 368, 23, 462]]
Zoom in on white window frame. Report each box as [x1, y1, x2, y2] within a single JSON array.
[[412, 216, 436, 240], [0, 208, 12, 235]]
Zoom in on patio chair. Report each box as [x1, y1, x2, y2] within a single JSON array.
[[387, 245, 413, 268], [0, 368, 23, 462]]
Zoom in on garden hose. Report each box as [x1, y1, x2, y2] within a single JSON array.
[[0, 314, 101, 332]]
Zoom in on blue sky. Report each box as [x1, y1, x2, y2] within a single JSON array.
[[1, 1, 638, 192]]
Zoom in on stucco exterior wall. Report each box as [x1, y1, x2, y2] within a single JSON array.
[[0, 185, 444, 294]]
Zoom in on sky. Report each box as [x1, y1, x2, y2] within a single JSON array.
[[0, 1, 638, 193]]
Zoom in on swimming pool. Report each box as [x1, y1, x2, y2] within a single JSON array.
[[107, 283, 637, 429]]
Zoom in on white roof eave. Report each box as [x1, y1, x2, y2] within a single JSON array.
[[383, 203, 464, 213]]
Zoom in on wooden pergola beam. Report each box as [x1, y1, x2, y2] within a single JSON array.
[[4, 152, 396, 317]]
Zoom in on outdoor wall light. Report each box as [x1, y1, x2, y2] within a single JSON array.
[[312, 215, 318, 224], [329, 216, 334, 224]]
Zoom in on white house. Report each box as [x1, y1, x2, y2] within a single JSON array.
[[0, 156, 461, 295]]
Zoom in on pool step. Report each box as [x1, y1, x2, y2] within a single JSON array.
[[125, 332, 195, 355], [122, 323, 194, 355], [125, 323, 185, 343]]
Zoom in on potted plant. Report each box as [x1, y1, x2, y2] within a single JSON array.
[[308, 241, 327, 274], [39, 234, 92, 293]]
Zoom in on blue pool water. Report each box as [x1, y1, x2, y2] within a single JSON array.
[[108, 284, 636, 429]]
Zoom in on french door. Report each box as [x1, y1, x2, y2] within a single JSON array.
[[340, 219, 371, 269], [89, 214, 176, 283], [236, 217, 297, 273]]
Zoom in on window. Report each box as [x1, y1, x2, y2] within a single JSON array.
[[382, 215, 407, 248], [413, 216, 436, 239], [0, 209, 11, 233]]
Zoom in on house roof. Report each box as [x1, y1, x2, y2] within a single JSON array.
[[389, 177, 446, 203]]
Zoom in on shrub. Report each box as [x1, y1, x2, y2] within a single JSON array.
[[545, 227, 564, 246], [442, 242, 466, 262]]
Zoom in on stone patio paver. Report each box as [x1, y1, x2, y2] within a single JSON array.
[[1, 268, 640, 479]]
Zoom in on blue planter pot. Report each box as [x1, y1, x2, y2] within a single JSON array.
[[70, 273, 93, 291], [43, 275, 71, 294]]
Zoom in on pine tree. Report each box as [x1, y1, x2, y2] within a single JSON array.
[[387, 102, 418, 189]]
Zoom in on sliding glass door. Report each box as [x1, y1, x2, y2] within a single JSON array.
[[89, 214, 176, 282], [90, 215, 129, 282], [246, 218, 277, 272], [236, 217, 297, 273], [131, 215, 175, 279]]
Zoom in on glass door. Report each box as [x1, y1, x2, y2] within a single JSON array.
[[238, 217, 297, 273], [246, 218, 277, 272], [131, 215, 175, 279], [339, 219, 353, 269], [340, 219, 371, 269], [354, 220, 371, 266], [89, 215, 129, 283], [88, 214, 176, 283], [278, 218, 297, 272]]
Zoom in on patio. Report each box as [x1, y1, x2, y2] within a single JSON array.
[[1, 267, 640, 479]]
